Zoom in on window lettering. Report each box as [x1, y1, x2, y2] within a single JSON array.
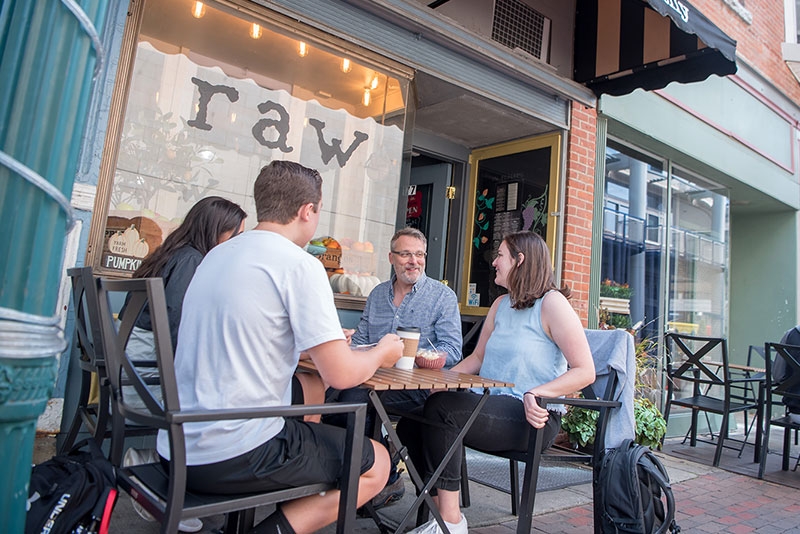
[[187, 76, 370, 168], [187, 77, 239, 131], [252, 100, 294, 153]]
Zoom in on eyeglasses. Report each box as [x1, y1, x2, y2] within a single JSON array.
[[391, 250, 427, 259]]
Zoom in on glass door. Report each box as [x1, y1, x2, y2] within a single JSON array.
[[461, 133, 561, 314]]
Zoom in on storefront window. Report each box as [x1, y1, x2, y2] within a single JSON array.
[[667, 167, 729, 338], [601, 142, 729, 340], [601, 143, 667, 340], [94, 0, 410, 295]]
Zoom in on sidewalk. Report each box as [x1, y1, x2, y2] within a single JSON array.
[[105, 435, 800, 532]]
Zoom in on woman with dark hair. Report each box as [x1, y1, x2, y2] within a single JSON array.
[[399, 231, 596, 534], [127, 196, 247, 351], [122, 196, 245, 533]]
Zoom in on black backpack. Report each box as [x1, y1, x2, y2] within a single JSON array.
[[596, 439, 680, 534], [25, 439, 118, 534]]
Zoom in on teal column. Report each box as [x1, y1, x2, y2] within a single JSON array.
[[0, 1, 106, 532]]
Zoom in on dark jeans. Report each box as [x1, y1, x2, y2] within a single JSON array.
[[396, 391, 561, 492]]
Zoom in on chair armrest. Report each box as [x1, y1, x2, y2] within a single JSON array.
[[169, 402, 367, 424], [537, 396, 621, 410]]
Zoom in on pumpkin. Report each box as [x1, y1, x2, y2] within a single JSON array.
[[131, 238, 150, 258], [329, 274, 381, 296]]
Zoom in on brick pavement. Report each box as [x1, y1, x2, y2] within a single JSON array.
[[470, 469, 800, 534]]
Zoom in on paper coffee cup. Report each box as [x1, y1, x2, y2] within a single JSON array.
[[396, 326, 421, 358], [395, 356, 414, 370]]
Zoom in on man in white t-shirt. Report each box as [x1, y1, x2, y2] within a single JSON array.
[[156, 160, 403, 534]]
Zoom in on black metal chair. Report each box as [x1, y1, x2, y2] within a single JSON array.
[[94, 276, 367, 533], [663, 333, 763, 467], [758, 341, 800, 478], [60, 266, 156, 452], [462, 328, 630, 534]]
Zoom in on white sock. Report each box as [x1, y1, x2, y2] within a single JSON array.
[[444, 514, 467, 533]]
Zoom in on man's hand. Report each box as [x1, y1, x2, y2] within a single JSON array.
[[375, 333, 404, 367], [343, 328, 355, 345]]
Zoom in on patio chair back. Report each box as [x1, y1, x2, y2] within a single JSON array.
[[663, 333, 762, 467], [94, 276, 367, 533], [60, 267, 108, 451], [758, 339, 800, 478]]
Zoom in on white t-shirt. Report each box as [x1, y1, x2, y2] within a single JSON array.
[[156, 230, 345, 465]]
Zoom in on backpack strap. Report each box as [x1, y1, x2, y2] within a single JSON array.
[[638, 451, 681, 534]]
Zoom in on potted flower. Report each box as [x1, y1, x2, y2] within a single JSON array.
[[561, 333, 667, 450]]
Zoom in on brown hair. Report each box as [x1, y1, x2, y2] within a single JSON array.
[[503, 231, 570, 310], [390, 227, 427, 250], [254, 160, 322, 223]]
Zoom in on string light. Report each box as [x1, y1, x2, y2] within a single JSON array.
[[341, 58, 352, 73], [298, 41, 309, 57], [191, 1, 206, 19], [250, 23, 262, 39], [363, 88, 371, 106]]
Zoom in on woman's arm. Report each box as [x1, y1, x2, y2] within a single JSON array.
[[530, 291, 595, 397], [523, 291, 595, 428], [450, 296, 503, 375]]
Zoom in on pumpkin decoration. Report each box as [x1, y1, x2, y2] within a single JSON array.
[[329, 273, 381, 297], [107, 225, 150, 258]]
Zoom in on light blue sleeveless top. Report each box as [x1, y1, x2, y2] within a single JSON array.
[[479, 292, 568, 412]]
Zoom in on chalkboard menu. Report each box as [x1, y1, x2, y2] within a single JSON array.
[[463, 135, 560, 312]]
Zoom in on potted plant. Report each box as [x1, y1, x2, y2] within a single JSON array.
[[561, 333, 667, 450]]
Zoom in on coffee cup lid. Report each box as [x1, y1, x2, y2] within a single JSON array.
[[396, 326, 421, 333]]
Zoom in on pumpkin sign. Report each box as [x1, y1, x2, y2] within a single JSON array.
[[102, 215, 163, 273]]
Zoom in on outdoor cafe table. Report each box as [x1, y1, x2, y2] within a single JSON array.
[[703, 360, 766, 463], [298, 360, 513, 534]]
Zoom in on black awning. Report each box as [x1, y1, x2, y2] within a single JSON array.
[[574, 0, 737, 97]]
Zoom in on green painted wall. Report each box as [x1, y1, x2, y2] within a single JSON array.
[[729, 211, 799, 362]]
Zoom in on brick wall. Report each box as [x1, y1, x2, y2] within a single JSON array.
[[692, 0, 800, 104], [562, 102, 597, 325]]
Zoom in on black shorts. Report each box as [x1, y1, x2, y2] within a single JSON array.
[[181, 418, 376, 494]]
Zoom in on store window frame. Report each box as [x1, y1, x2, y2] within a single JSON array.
[[85, 0, 414, 289]]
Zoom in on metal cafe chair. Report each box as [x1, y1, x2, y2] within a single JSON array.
[[758, 341, 800, 479], [60, 266, 157, 452], [462, 328, 628, 534], [663, 333, 763, 467], [94, 276, 366, 533]]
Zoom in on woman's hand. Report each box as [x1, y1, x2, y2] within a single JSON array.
[[523, 392, 549, 428]]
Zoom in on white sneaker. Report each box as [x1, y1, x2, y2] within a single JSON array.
[[408, 513, 468, 534], [122, 448, 204, 533]]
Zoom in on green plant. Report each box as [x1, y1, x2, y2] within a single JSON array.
[[561, 404, 599, 447], [561, 398, 667, 449], [600, 279, 632, 299], [634, 398, 667, 449], [561, 332, 668, 449]]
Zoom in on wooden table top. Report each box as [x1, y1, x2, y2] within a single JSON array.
[[704, 360, 766, 374], [297, 360, 513, 391]]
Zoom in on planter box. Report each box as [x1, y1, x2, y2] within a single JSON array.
[[599, 296, 630, 315]]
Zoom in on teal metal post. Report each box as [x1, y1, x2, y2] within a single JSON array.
[[0, 1, 106, 531]]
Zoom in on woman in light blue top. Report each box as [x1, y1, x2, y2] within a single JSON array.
[[400, 231, 595, 534]]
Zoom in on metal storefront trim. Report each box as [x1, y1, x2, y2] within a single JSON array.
[[250, 0, 581, 129]]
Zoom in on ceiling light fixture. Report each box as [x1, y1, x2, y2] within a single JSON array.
[[341, 58, 352, 73], [370, 74, 379, 90], [362, 88, 371, 106], [250, 23, 262, 39], [298, 42, 309, 57], [191, 1, 206, 19]]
